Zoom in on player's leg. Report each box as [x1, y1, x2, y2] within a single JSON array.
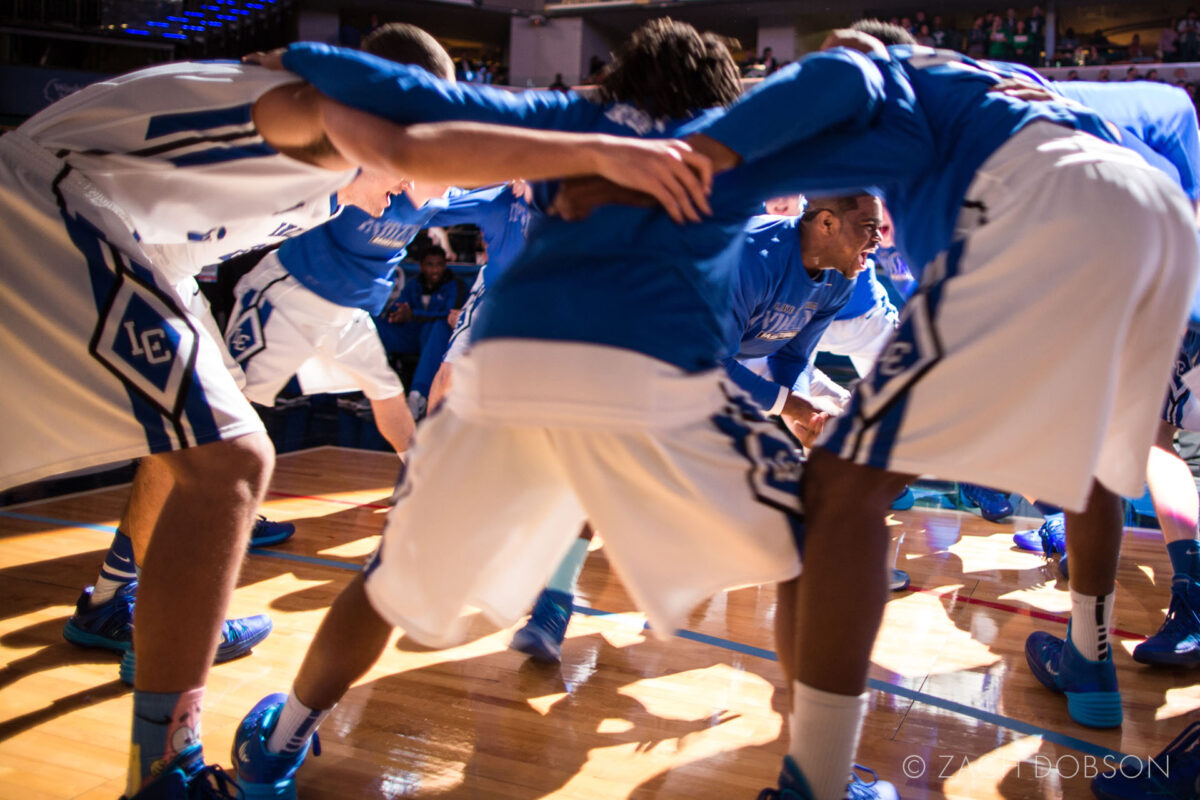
[[1135, 413, 1200, 666], [368, 393, 416, 455], [126, 430, 273, 797], [408, 319, 453, 419], [510, 523, 594, 663], [787, 449, 909, 800]]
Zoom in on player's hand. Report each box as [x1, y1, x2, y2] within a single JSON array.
[[448, 308, 462, 328], [988, 77, 1064, 103], [820, 29, 889, 58], [243, 48, 287, 70], [388, 302, 413, 324], [780, 392, 829, 449], [588, 137, 713, 225], [550, 177, 656, 221]]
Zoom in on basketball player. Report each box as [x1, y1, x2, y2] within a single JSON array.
[[0, 21, 711, 800], [228, 19, 872, 799]]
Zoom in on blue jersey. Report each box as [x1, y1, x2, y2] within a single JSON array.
[[724, 216, 855, 409], [426, 183, 537, 285], [835, 265, 892, 321], [1049, 81, 1200, 202], [395, 272, 460, 322], [278, 43, 895, 372], [275, 192, 450, 315], [701, 46, 1121, 281]]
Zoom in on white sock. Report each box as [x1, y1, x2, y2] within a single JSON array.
[[267, 689, 334, 755], [788, 681, 867, 800], [546, 536, 590, 596], [1069, 589, 1115, 661]]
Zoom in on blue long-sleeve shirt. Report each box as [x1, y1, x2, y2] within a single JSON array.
[[425, 183, 537, 285], [723, 216, 855, 411]]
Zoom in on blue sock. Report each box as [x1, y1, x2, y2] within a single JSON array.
[[1166, 539, 1200, 583], [130, 688, 203, 795], [92, 530, 137, 605]]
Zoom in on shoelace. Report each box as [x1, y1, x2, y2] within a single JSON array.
[[1038, 517, 1065, 556], [189, 763, 243, 800], [1154, 586, 1200, 641]]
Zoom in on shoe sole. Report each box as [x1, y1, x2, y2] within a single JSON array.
[[240, 778, 299, 800], [889, 570, 911, 592], [62, 621, 129, 653], [1066, 690, 1123, 727], [1131, 648, 1200, 667], [249, 531, 294, 548]]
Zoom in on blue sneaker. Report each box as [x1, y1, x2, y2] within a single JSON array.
[[63, 582, 136, 652], [1132, 580, 1200, 667], [111, 602, 274, 684], [890, 487, 915, 511], [890, 569, 911, 592], [250, 516, 295, 548], [120, 744, 240, 800], [756, 756, 899, 799], [510, 589, 573, 663], [233, 693, 320, 800], [1013, 513, 1066, 554], [957, 483, 1014, 522], [1092, 720, 1200, 799], [1025, 628, 1122, 727]]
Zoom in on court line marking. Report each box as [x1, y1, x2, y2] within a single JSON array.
[[0, 508, 1145, 760]]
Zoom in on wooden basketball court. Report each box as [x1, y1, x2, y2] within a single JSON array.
[[2, 447, 1197, 799]]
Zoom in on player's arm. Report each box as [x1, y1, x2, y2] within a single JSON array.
[[681, 46, 888, 168], [273, 43, 607, 132], [318, 98, 713, 224]]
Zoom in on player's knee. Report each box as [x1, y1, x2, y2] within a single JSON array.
[[803, 448, 907, 515], [163, 432, 275, 498]]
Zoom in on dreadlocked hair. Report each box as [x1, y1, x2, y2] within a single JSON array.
[[597, 17, 742, 119]]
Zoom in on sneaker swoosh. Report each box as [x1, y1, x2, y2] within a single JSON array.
[[237, 741, 250, 765]]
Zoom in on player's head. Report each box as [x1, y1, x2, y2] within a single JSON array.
[[597, 17, 741, 119], [419, 244, 448, 282], [848, 19, 917, 47], [764, 195, 804, 216], [337, 23, 455, 215], [362, 22, 455, 82], [800, 193, 883, 278]]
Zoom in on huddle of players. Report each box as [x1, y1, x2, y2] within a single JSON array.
[[4, 13, 1200, 800]]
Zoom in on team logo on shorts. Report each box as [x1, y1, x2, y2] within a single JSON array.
[[226, 306, 266, 364], [91, 269, 199, 418], [858, 292, 941, 423]]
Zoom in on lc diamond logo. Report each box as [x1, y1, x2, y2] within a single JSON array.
[[858, 291, 941, 423], [92, 271, 198, 418], [226, 304, 265, 364]]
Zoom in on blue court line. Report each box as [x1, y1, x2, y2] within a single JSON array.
[[246, 547, 360, 572], [1, 508, 1130, 760], [0, 510, 117, 533]]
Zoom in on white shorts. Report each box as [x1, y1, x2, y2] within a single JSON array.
[[821, 123, 1200, 512], [1163, 329, 1200, 431], [819, 300, 898, 377], [225, 253, 404, 405], [0, 132, 263, 491], [443, 268, 485, 365], [364, 340, 804, 648]]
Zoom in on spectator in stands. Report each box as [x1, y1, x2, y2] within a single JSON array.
[[1026, 5, 1045, 38], [1060, 27, 1080, 52], [1003, 7, 1018, 34], [1126, 66, 1141, 81], [1146, 68, 1162, 82], [900, 16, 913, 34], [548, 73, 569, 91], [1179, 9, 1200, 61], [1128, 33, 1147, 62], [761, 46, 779, 74], [915, 23, 935, 47], [1010, 20, 1033, 65], [587, 54, 606, 81], [967, 16, 988, 57], [1162, 18, 1181, 62], [375, 244, 465, 420], [1066, 69, 1079, 80], [930, 15, 950, 48], [1098, 67, 1111, 81], [914, 11, 928, 31], [988, 17, 1011, 59]]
